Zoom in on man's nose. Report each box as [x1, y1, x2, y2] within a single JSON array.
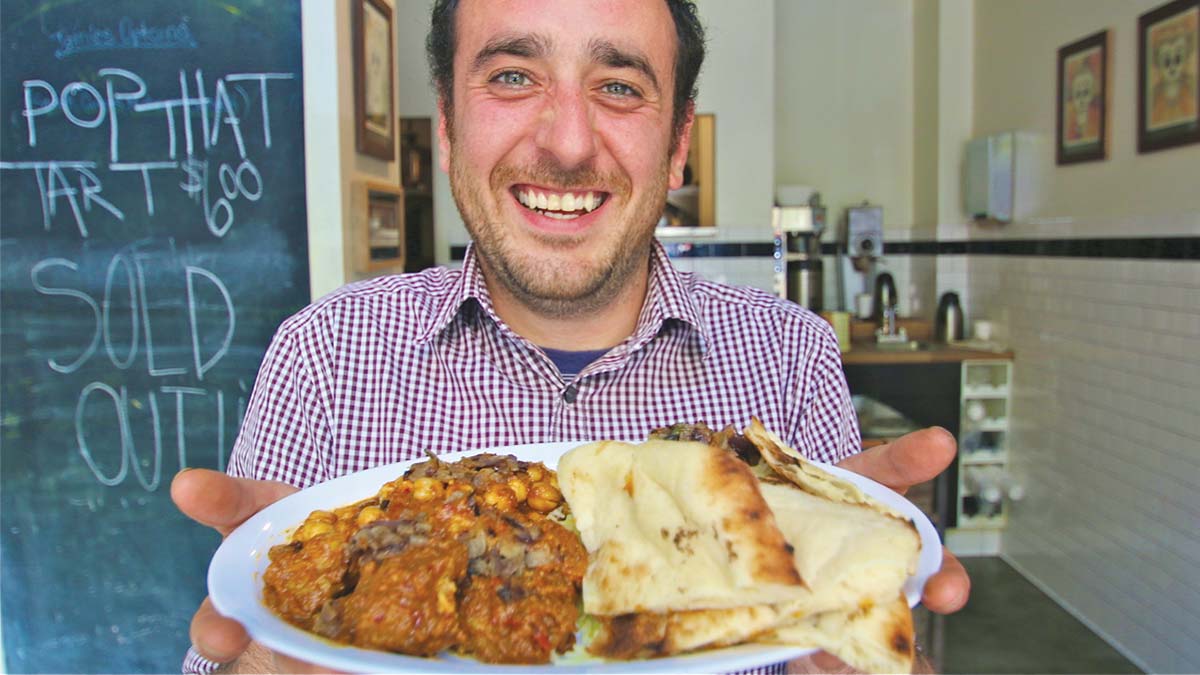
[[534, 87, 598, 169]]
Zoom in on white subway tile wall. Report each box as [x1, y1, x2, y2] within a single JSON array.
[[965, 254, 1200, 674], [689, 257, 777, 295]]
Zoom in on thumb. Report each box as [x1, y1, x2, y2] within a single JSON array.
[[171, 469, 298, 537], [190, 596, 251, 664], [836, 426, 956, 493]]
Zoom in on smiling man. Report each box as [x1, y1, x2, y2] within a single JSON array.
[[174, 1, 969, 673], [440, 0, 694, 346]]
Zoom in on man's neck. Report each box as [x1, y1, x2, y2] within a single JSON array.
[[486, 267, 650, 351]]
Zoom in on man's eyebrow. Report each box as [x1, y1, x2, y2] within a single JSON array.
[[589, 39, 660, 94], [470, 33, 552, 74]]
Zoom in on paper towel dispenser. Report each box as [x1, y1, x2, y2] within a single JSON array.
[[964, 131, 1045, 224]]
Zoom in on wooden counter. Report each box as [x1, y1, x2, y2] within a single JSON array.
[[836, 318, 1013, 365], [841, 342, 1014, 365]]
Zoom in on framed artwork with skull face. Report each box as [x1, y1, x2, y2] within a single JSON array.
[[1139, 0, 1200, 153], [1057, 30, 1110, 165]]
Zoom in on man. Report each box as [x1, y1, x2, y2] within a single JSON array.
[[174, 0, 969, 672]]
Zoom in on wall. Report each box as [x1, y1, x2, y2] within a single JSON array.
[[302, 0, 401, 296], [301, 0, 348, 296], [962, 2, 1200, 672], [973, 0, 1200, 232], [774, 0, 916, 231], [694, 0, 776, 240]]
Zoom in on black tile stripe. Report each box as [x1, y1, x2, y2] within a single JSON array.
[[879, 237, 1200, 259], [449, 237, 1200, 261]]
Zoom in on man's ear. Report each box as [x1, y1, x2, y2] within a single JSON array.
[[437, 97, 452, 173], [668, 103, 695, 191]]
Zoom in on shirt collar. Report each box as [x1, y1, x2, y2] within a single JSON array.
[[635, 239, 709, 351], [415, 242, 491, 344], [416, 240, 709, 353]]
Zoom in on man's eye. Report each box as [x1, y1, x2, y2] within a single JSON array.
[[602, 82, 639, 98], [493, 71, 531, 87]]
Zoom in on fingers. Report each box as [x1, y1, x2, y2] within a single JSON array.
[[787, 650, 858, 674], [171, 469, 298, 537], [190, 597, 251, 664], [922, 548, 970, 614], [836, 426, 957, 493], [274, 650, 349, 674]]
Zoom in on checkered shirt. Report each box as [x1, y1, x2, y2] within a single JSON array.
[[183, 239, 860, 673]]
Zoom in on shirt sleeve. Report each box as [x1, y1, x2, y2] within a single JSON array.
[[226, 321, 332, 487], [182, 647, 219, 674], [787, 315, 861, 464]]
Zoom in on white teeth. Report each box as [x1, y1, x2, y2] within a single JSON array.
[[517, 188, 604, 214], [544, 211, 580, 220]]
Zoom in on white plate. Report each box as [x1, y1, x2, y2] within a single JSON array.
[[208, 441, 943, 673]]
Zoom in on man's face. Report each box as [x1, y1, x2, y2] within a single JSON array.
[[439, 0, 692, 318]]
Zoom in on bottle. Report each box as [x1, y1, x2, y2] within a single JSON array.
[[935, 292, 964, 343]]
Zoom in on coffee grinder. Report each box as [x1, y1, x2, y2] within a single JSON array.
[[772, 196, 826, 312]]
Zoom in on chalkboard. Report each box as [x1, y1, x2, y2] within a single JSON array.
[[0, 1, 310, 671]]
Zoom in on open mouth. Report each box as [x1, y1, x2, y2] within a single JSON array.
[[512, 185, 609, 221]]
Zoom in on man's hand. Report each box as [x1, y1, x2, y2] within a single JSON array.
[[171, 469, 302, 670], [836, 426, 970, 614]]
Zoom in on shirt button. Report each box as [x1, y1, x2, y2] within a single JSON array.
[[562, 385, 578, 404]]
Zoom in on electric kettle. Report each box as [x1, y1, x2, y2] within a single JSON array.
[[935, 292, 964, 343]]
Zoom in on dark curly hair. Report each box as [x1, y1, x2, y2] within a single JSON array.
[[426, 0, 706, 144]]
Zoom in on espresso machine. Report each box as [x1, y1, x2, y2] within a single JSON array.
[[772, 197, 826, 311], [836, 202, 884, 315]]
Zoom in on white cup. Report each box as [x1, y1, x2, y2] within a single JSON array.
[[855, 293, 873, 319], [974, 320, 994, 341]]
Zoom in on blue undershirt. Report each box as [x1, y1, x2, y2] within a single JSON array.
[[541, 347, 608, 380]]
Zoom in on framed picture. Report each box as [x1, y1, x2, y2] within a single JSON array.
[[1056, 30, 1110, 164], [353, 0, 395, 160], [1138, 0, 1200, 153], [354, 181, 405, 274]]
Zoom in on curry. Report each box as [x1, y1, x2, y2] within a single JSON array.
[[262, 453, 588, 664]]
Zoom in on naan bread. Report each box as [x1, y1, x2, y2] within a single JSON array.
[[758, 477, 919, 615], [757, 595, 916, 675], [745, 418, 905, 518], [558, 425, 924, 673], [556, 439, 806, 615]]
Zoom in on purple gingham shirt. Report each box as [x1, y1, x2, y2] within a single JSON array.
[[184, 240, 860, 673]]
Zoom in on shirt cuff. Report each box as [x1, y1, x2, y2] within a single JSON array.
[[182, 646, 222, 674]]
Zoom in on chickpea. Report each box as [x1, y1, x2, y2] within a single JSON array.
[[447, 513, 474, 535], [435, 576, 457, 615], [482, 484, 517, 511], [412, 477, 443, 501], [294, 519, 334, 541], [306, 510, 336, 524], [526, 465, 545, 482], [355, 505, 384, 527], [507, 477, 529, 503], [527, 481, 563, 513]]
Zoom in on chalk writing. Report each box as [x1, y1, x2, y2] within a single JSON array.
[[4, 65, 297, 490], [74, 381, 246, 490], [49, 17, 198, 60], [0, 3, 308, 668]]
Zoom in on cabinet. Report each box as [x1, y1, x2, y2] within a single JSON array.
[[956, 360, 1013, 528]]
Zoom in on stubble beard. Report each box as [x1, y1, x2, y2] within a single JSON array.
[[450, 153, 668, 320]]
